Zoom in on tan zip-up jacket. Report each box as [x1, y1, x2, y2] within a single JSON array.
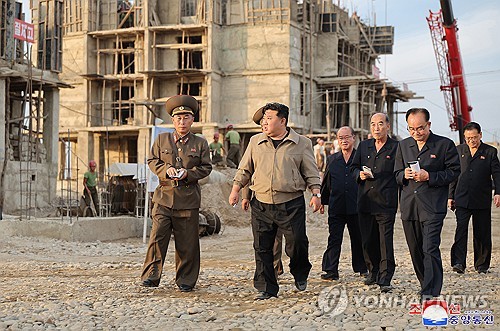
[[233, 128, 321, 204]]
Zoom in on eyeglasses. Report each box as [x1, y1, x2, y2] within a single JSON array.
[[338, 135, 353, 141], [407, 123, 428, 134], [464, 135, 480, 142]]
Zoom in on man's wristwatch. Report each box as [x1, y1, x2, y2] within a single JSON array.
[[312, 193, 321, 198]]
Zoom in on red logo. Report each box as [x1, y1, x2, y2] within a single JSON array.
[[430, 154, 437, 159], [409, 303, 422, 315]]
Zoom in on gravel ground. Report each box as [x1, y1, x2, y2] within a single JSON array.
[[0, 206, 498, 330]]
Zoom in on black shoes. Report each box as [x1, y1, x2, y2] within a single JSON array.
[[477, 268, 488, 274], [452, 264, 465, 274], [380, 285, 393, 293], [364, 275, 377, 285], [178, 284, 193, 292], [295, 280, 307, 291], [359, 271, 369, 277], [255, 291, 277, 300], [141, 279, 158, 288], [321, 272, 339, 281]]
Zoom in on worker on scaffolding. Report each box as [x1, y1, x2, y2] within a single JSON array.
[[83, 160, 99, 216]]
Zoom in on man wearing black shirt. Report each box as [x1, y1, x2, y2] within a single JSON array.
[[352, 113, 399, 293], [320, 126, 367, 281]]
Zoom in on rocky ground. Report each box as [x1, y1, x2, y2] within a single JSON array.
[[0, 202, 499, 330]]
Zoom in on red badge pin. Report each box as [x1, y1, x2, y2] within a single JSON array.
[[386, 155, 391, 159], [480, 155, 486, 159], [430, 154, 437, 158]]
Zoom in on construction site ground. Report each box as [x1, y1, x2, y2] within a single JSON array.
[[0, 168, 499, 329]]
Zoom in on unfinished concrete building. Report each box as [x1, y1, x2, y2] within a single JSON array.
[[52, 0, 413, 211], [0, 0, 67, 217]]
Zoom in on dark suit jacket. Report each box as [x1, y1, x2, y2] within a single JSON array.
[[320, 150, 358, 215], [394, 132, 460, 221], [449, 142, 500, 209], [351, 137, 399, 214]]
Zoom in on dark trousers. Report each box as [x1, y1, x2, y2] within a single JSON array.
[[451, 207, 491, 271], [84, 186, 99, 215], [402, 217, 444, 297], [141, 204, 200, 288], [273, 229, 284, 275], [322, 213, 367, 276], [358, 213, 395, 286], [251, 196, 312, 296], [227, 144, 240, 168]]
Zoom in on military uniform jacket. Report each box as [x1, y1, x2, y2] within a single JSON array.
[[394, 132, 460, 221], [148, 132, 212, 209], [351, 137, 399, 214], [449, 142, 500, 209], [320, 150, 358, 215]]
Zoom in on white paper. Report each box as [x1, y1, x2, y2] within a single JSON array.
[[362, 166, 374, 178], [408, 161, 420, 172]]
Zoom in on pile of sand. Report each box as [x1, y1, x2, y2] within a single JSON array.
[[200, 167, 326, 227]]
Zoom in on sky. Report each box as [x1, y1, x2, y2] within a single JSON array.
[[347, 0, 500, 142], [20, 0, 499, 142]]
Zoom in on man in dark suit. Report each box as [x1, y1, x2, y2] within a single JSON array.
[[319, 126, 367, 281], [351, 113, 399, 293], [394, 108, 460, 299], [141, 95, 212, 292], [449, 122, 500, 274]]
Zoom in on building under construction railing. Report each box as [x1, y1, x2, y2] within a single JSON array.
[[0, 0, 69, 218]]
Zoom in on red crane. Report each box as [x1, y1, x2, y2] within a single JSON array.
[[427, 0, 472, 143]]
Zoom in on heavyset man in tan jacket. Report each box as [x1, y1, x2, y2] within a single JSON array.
[[229, 102, 322, 300]]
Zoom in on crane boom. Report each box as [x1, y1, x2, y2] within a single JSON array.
[[427, 0, 472, 142]]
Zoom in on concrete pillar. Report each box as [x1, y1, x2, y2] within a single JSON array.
[[43, 88, 60, 204], [0, 79, 5, 165], [349, 85, 359, 128], [77, 131, 93, 183], [138, 128, 151, 164]]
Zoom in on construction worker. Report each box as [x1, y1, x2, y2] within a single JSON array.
[[141, 95, 212, 292], [225, 124, 240, 168], [83, 160, 99, 216], [209, 132, 225, 165]]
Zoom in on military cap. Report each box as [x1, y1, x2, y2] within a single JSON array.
[[165, 95, 199, 117], [253, 106, 265, 125]]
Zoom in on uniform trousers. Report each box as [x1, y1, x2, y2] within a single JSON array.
[[251, 196, 312, 296], [402, 217, 444, 297], [141, 204, 200, 288], [450, 207, 491, 271], [322, 213, 367, 276], [358, 212, 395, 286]]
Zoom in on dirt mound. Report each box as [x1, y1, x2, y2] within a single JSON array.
[[200, 166, 326, 227]]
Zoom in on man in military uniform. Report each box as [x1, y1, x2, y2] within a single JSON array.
[[141, 95, 212, 292]]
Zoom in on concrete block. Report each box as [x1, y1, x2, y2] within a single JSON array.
[[0, 216, 150, 242]]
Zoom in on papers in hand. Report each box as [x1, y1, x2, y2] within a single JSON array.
[[408, 161, 420, 172], [171, 169, 186, 179], [362, 166, 374, 178]]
